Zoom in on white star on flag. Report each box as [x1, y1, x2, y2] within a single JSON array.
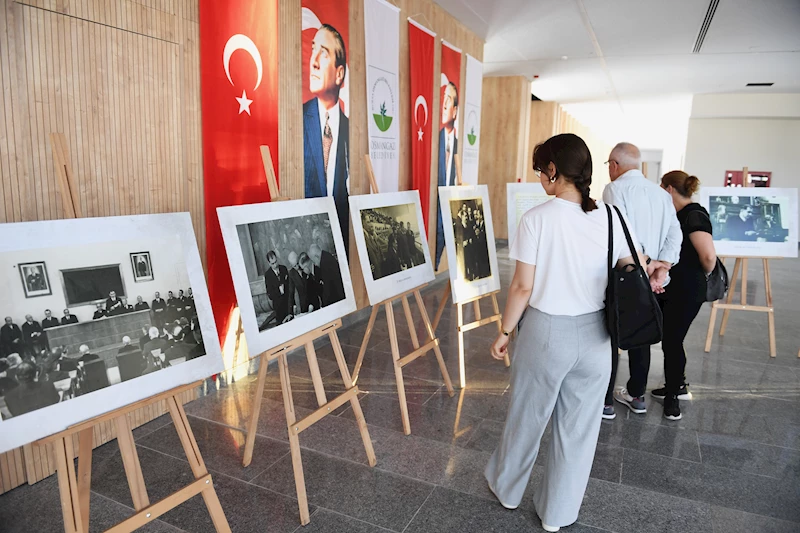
[[417, 127, 424, 141], [236, 90, 253, 115]]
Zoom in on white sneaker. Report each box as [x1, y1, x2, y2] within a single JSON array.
[[542, 522, 560, 532], [487, 481, 518, 510]]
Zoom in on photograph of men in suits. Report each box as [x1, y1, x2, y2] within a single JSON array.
[[264, 250, 291, 328], [304, 24, 350, 253], [1, 316, 22, 357], [436, 82, 459, 270], [359, 204, 426, 280], [308, 244, 345, 308], [450, 199, 491, 283]]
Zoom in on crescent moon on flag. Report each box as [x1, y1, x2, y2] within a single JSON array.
[[301, 7, 322, 31], [414, 95, 428, 127], [223, 34, 263, 90], [440, 73, 449, 87]]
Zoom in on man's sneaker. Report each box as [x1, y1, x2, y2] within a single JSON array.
[[663, 394, 682, 420], [614, 388, 647, 414], [602, 405, 616, 420], [651, 384, 692, 401]]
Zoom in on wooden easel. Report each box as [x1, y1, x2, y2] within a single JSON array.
[[351, 156, 455, 435], [705, 256, 778, 358], [38, 133, 231, 533], [240, 147, 376, 526], [429, 155, 510, 388]]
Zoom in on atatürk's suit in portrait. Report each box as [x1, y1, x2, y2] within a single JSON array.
[[436, 81, 459, 270], [304, 24, 350, 253]]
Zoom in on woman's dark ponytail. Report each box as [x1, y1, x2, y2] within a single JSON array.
[[532, 133, 597, 213]]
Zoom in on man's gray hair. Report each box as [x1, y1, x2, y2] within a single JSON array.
[[610, 142, 641, 169]]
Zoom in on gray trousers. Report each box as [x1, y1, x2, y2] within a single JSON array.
[[485, 307, 611, 527]]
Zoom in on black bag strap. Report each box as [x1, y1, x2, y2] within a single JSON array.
[[612, 205, 643, 269], [605, 204, 613, 275]]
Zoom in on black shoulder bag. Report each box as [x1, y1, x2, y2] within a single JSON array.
[[699, 212, 729, 302], [605, 205, 663, 350]]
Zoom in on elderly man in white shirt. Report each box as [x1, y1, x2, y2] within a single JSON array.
[[601, 142, 682, 419]]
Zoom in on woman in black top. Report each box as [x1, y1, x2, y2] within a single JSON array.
[[654, 171, 717, 420]]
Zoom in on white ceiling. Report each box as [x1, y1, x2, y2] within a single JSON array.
[[434, 0, 800, 102]]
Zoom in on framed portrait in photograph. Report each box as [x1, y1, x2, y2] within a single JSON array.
[[506, 182, 552, 245], [18, 261, 51, 298], [438, 185, 501, 304], [699, 187, 798, 258], [350, 191, 435, 305], [217, 197, 357, 357], [0, 213, 223, 453], [130, 251, 154, 282]]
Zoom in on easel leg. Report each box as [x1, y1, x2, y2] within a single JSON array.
[[278, 353, 310, 525], [414, 290, 455, 397], [764, 259, 776, 358], [720, 258, 742, 336], [305, 341, 329, 407], [491, 293, 511, 367], [431, 281, 452, 334], [54, 437, 83, 533], [167, 397, 232, 533], [385, 301, 411, 435], [704, 302, 719, 353], [114, 414, 150, 510], [402, 295, 421, 350], [329, 332, 376, 466], [242, 354, 268, 468], [76, 428, 93, 532], [353, 304, 380, 383], [456, 303, 466, 389]]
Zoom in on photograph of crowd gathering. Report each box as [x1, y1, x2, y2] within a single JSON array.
[[360, 203, 426, 280], [709, 195, 791, 243], [0, 247, 205, 421], [236, 213, 346, 332], [449, 198, 491, 282]]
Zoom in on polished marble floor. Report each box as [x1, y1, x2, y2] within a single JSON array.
[[2, 249, 799, 532]]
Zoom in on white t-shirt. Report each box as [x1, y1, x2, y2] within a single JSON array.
[[510, 198, 641, 316]]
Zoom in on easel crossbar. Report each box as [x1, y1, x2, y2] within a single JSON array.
[[458, 314, 501, 333], [292, 387, 360, 433], [713, 304, 773, 312], [104, 475, 212, 533], [264, 320, 342, 362], [397, 339, 439, 368]]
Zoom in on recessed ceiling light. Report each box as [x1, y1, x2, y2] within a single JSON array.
[[746, 82, 774, 87], [561, 56, 568, 60]]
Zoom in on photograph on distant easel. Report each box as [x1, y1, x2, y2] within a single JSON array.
[[360, 204, 426, 280], [235, 214, 346, 332], [0, 234, 207, 423], [708, 195, 791, 243], [449, 198, 491, 282]]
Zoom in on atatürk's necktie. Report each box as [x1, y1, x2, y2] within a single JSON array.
[[323, 112, 333, 177], [445, 137, 451, 185]]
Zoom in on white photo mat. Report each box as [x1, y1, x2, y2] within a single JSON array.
[[699, 187, 798, 258], [506, 182, 551, 246], [0, 213, 222, 454], [439, 185, 501, 304], [217, 197, 357, 356], [349, 190, 435, 304]]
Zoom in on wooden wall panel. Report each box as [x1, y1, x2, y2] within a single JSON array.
[[477, 76, 530, 240]]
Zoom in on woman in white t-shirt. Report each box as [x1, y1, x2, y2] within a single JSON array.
[[485, 134, 650, 532]]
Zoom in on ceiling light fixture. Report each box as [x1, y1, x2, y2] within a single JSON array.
[[692, 0, 720, 54], [746, 82, 774, 87]]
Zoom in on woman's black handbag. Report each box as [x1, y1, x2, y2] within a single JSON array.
[[605, 205, 663, 350], [704, 257, 729, 302]]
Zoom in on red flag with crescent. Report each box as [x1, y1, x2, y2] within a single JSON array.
[[200, 0, 279, 342], [409, 20, 435, 231]]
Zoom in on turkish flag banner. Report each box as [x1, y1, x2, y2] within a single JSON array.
[[200, 0, 279, 342], [408, 19, 435, 231], [435, 41, 462, 270]]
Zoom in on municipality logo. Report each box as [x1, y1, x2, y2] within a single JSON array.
[[467, 110, 478, 146], [370, 76, 395, 133]]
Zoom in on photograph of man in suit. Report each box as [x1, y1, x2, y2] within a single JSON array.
[[105, 291, 123, 315], [1, 316, 23, 357], [308, 244, 345, 308], [42, 309, 60, 329], [61, 309, 78, 325], [264, 250, 291, 327], [286, 251, 308, 315], [436, 81, 459, 270], [304, 24, 350, 253]]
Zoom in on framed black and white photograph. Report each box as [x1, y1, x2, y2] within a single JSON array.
[[217, 197, 357, 357], [130, 252, 154, 282], [18, 261, 51, 298], [506, 182, 552, 246], [350, 191, 435, 305], [699, 187, 798, 258], [0, 213, 222, 453], [439, 185, 501, 304]]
